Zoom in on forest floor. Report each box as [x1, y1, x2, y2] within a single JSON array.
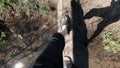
[[0, 0, 120, 68]]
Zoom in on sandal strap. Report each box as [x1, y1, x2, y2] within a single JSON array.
[[64, 56, 73, 68], [59, 15, 72, 34]]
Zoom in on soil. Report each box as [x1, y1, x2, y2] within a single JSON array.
[[0, 0, 57, 68], [82, 0, 120, 68], [0, 0, 120, 68]]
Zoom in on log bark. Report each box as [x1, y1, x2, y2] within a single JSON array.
[[57, 0, 73, 67]]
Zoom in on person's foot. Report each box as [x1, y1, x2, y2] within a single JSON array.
[[64, 56, 73, 68], [58, 15, 71, 36]]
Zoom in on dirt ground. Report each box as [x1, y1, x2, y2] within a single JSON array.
[[0, 0, 57, 68], [82, 0, 120, 68], [0, 0, 120, 68]]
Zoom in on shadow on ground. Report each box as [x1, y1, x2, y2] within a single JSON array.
[[71, 0, 120, 68], [72, 0, 88, 68], [85, 0, 120, 42]]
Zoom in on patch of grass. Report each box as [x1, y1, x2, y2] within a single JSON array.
[[19, 0, 50, 15], [0, 29, 8, 41], [0, 23, 10, 41], [19, 0, 40, 12], [103, 31, 120, 53], [27, 1, 40, 9], [0, 41, 8, 46], [0, 32, 6, 40], [8, 48, 19, 57], [0, 0, 18, 12], [0, 23, 10, 47], [0, 0, 5, 12], [8, 50, 15, 57], [0, 0, 50, 15], [39, 7, 50, 15]]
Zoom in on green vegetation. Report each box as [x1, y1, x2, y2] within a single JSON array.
[[0, 41, 8, 46], [0, 0, 6, 12], [8, 50, 15, 57], [19, 0, 40, 12], [0, 0, 18, 12], [0, 0, 50, 15], [19, 0, 50, 15], [103, 31, 120, 53], [17, 34, 23, 39], [0, 24, 10, 48], [8, 48, 19, 57], [39, 7, 49, 15], [0, 29, 9, 41], [9, 50, 14, 57], [0, 32, 6, 40], [0, 31, 9, 53]]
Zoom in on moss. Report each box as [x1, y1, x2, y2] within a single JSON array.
[[103, 31, 120, 53]]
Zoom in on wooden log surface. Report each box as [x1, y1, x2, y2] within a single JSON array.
[[57, 0, 73, 67]]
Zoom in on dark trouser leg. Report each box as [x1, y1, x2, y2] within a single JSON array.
[[34, 33, 65, 68]]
